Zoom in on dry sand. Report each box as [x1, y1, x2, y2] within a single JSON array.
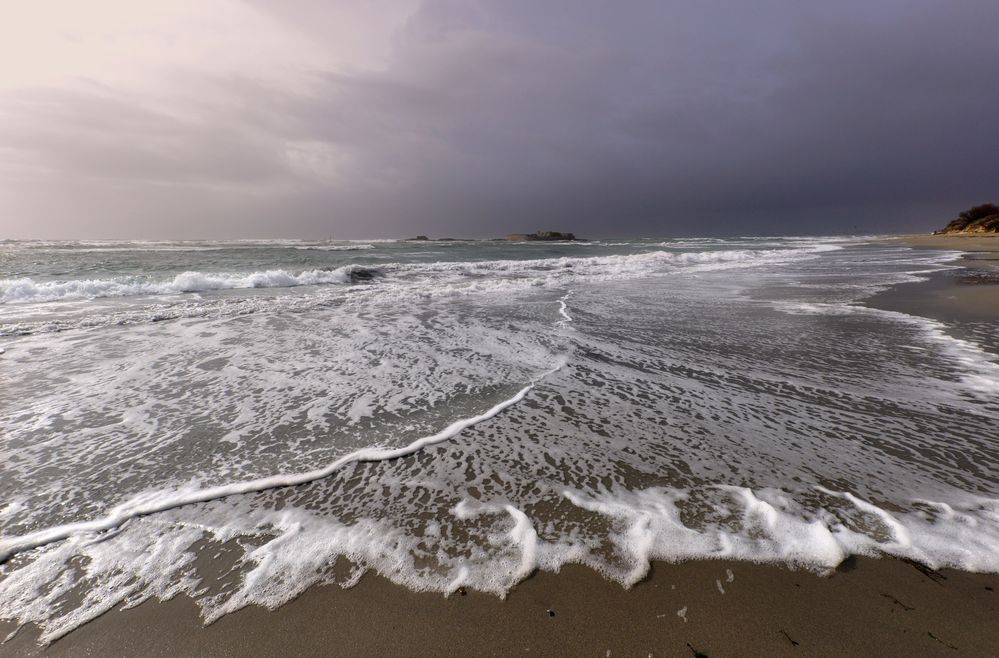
[[4, 557, 999, 657], [894, 233, 999, 253]]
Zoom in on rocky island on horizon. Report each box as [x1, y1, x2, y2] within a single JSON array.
[[403, 230, 580, 242], [504, 230, 577, 242]]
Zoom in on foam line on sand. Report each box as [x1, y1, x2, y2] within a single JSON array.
[[0, 363, 563, 564]]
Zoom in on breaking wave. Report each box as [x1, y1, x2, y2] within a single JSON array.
[[1, 244, 837, 306], [0, 267, 370, 304]]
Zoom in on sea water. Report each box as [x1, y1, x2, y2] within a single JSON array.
[[1, 237, 998, 642]]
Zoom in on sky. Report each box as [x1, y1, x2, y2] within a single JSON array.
[[1, 0, 997, 239]]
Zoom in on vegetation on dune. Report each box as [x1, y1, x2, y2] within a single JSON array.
[[936, 203, 999, 234]]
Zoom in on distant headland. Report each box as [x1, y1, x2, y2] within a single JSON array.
[[934, 203, 999, 235]]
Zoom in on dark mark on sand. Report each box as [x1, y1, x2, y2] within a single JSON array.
[[928, 631, 958, 651], [880, 593, 915, 611], [902, 558, 946, 585]]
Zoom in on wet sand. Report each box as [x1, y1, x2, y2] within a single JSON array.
[[4, 556, 999, 657], [867, 235, 999, 331], [5, 235, 999, 657]]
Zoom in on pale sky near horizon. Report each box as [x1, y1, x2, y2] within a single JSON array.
[[1, 0, 997, 239]]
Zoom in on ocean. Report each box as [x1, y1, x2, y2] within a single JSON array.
[[1, 236, 998, 643]]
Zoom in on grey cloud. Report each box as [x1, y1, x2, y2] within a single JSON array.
[[0, 84, 290, 186], [286, 0, 999, 236], [2, 0, 997, 238]]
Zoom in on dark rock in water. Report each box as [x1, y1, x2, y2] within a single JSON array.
[[505, 230, 577, 241], [935, 203, 999, 234], [323, 266, 383, 282], [406, 235, 430, 241], [346, 267, 382, 282]]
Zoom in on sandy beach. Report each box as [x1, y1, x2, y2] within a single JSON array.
[[866, 235, 999, 327], [894, 233, 999, 253], [3, 556, 999, 657]]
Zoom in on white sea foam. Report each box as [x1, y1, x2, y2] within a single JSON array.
[[295, 244, 375, 251], [777, 301, 999, 392], [0, 242, 839, 320], [10, 481, 999, 645], [556, 291, 574, 325], [4, 237, 999, 645], [0, 267, 360, 304], [0, 361, 563, 564], [374, 243, 844, 295]]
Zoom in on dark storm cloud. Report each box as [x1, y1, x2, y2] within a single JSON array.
[[2, 0, 997, 238]]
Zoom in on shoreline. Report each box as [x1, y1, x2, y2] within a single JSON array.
[[864, 235, 999, 338], [4, 235, 999, 656], [890, 233, 999, 252], [5, 556, 999, 657]]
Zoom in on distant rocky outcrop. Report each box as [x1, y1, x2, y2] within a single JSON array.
[[935, 203, 999, 234], [505, 230, 577, 242], [403, 235, 476, 241]]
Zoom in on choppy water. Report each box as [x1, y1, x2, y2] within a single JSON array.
[[2, 236, 998, 643]]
